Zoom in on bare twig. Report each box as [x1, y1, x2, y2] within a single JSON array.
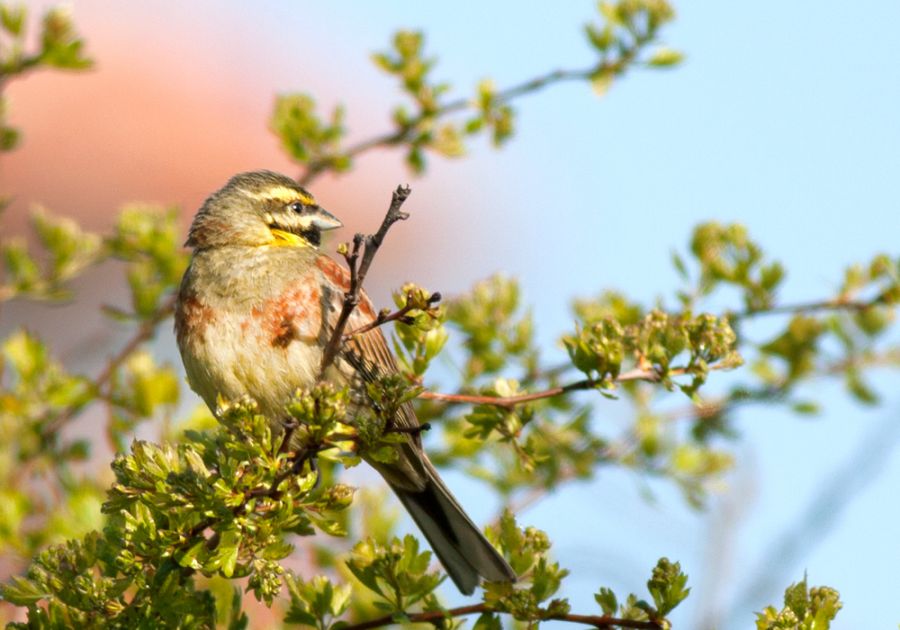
[[319, 185, 412, 374], [340, 602, 665, 630]]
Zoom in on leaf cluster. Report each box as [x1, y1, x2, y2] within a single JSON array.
[[1, 387, 359, 626], [755, 576, 842, 630], [389, 282, 448, 377]]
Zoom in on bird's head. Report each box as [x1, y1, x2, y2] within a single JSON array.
[[186, 170, 342, 249]]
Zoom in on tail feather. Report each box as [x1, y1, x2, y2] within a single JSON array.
[[390, 461, 516, 595]]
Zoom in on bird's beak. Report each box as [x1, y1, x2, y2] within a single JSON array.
[[309, 206, 343, 231]]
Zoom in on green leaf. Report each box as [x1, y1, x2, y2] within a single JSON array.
[[585, 23, 614, 52], [0, 5, 26, 36], [176, 539, 207, 570], [646, 557, 690, 616], [270, 94, 347, 168], [214, 529, 241, 578], [0, 123, 20, 151], [595, 587, 618, 615], [791, 401, 820, 415], [1, 575, 49, 605], [473, 612, 502, 630], [40, 7, 93, 70], [647, 47, 684, 67], [845, 368, 879, 405], [756, 576, 842, 630]]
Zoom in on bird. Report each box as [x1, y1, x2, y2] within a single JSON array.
[[174, 170, 516, 594]]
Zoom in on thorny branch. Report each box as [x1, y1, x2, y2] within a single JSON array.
[[318, 185, 412, 375], [340, 602, 665, 630]]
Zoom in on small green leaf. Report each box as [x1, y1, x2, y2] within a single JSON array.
[[0, 5, 26, 36], [1, 575, 49, 605], [648, 47, 684, 67], [214, 529, 241, 578], [595, 587, 618, 615]]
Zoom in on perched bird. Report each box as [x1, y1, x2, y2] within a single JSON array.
[[175, 170, 515, 594]]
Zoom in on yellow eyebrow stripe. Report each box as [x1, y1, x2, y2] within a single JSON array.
[[241, 186, 316, 205]]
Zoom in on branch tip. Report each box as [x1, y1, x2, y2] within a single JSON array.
[[319, 187, 413, 373]]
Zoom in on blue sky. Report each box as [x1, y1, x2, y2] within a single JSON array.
[[8, 1, 900, 627]]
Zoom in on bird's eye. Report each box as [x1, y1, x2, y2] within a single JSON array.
[[290, 202, 304, 213]]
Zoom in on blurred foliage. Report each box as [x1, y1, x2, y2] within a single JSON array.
[[0, 4, 92, 153], [2, 0, 897, 627]]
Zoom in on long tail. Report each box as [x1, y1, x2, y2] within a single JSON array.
[[390, 460, 516, 595]]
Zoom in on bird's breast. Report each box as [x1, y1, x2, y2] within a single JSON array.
[[176, 270, 329, 419]]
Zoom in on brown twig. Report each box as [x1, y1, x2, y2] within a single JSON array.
[[341, 603, 664, 630], [419, 363, 731, 409], [319, 185, 412, 375]]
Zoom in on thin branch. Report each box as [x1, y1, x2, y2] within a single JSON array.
[[40, 294, 177, 439], [419, 364, 730, 409], [421, 379, 593, 408], [340, 602, 664, 630], [319, 185, 412, 374], [298, 67, 597, 186], [731, 296, 882, 321]]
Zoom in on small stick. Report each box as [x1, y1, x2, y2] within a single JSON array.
[[319, 186, 412, 374]]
